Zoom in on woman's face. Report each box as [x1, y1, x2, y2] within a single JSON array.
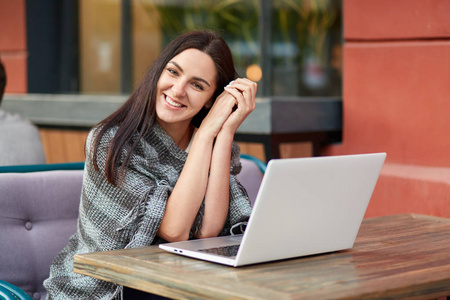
[[155, 48, 217, 129]]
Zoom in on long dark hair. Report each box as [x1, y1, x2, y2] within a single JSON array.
[[0, 60, 6, 103], [92, 30, 238, 185]]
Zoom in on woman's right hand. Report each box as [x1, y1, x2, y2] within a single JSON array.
[[198, 78, 257, 139], [221, 78, 257, 135], [197, 86, 240, 139]]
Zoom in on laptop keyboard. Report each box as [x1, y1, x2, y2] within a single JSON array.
[[198, 244, 240, 257]]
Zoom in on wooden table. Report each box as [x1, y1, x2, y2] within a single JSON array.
[[74, 214, 450, 299]]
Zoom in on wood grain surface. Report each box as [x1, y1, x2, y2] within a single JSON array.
[[74, 214, 450, 299]]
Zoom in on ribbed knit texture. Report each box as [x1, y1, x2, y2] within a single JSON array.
[[44, 123, 251, 299]]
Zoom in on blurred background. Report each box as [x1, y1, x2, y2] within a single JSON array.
[[0, 0, 343, 163], [22, 0, 342, 97], [1, 0, 450, 218]]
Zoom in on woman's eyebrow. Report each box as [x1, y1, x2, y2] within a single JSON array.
[[168, 61, 211, 87]]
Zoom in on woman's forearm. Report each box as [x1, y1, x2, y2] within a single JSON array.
[[196, 130, 234, 238], [157, 131, 214, 242]]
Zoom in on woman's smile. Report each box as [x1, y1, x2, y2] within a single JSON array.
[[164, 94, 185, 109]]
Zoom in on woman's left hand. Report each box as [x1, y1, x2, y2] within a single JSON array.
[[221, 78, 257, 135]]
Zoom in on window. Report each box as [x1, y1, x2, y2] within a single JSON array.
[[27, 0, 341, 97]]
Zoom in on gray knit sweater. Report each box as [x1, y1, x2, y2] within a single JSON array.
[[44, 123, 252, 299], [0, 109, 46, 166]]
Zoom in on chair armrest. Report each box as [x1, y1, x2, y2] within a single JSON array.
[[0, 280, 33, 300], [0, 162, 85, 173], [240, 154, 266, 173]]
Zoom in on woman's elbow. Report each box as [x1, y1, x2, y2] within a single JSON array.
[[194, 228, 221, 239], [157, 227, 189, 242]]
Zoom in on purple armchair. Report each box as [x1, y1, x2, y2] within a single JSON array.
[[0, 169, 83, 300], [0, 156, 264, 299]]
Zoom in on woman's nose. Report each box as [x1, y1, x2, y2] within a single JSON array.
[[172, 80, 187, 98]]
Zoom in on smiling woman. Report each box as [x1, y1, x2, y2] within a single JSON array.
[[43, 30, 257, 300]]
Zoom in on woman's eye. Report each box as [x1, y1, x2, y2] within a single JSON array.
[[167, 68, 178, 75], [192, 83, 204, 91]]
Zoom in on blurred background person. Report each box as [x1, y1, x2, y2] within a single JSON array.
[[0, 59, 46, 166]]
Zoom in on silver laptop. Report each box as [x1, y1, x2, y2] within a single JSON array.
[[159, 153, 386, 267]]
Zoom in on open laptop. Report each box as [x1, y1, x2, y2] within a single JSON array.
[[159, 153, 386, 267]]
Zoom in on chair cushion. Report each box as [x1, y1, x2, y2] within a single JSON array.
[[0, 170, 83, 299], [237, 158, 264, 206]]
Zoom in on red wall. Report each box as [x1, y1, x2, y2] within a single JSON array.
[[323, 0, 450, 218], [0, 0, 27, 93]]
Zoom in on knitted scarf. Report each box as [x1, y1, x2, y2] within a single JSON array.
[[44, 123, 252, 299]]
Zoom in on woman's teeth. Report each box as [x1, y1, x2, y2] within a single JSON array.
[[165, 96, 183, 108]]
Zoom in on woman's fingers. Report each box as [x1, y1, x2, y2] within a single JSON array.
[[200, 78, 257, 137], [198, 91, 237, 138], [224, 78, 257, 112], [220, 78, 257, 132], [224, 85, 243, 106]]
